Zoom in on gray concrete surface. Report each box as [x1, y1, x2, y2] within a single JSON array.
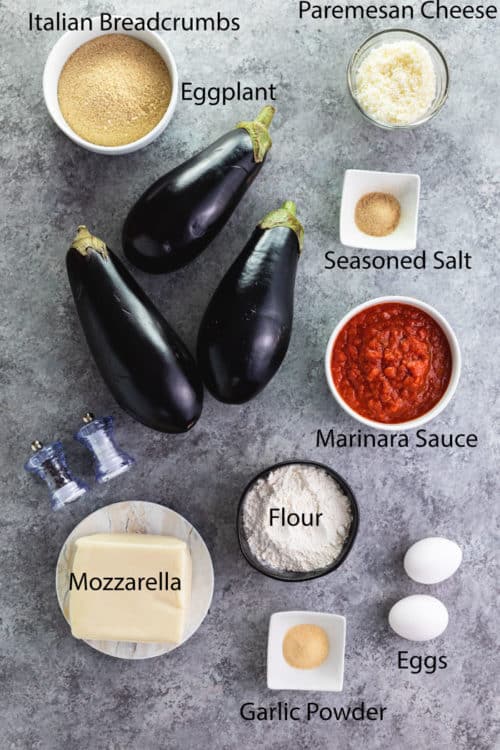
[[1, 1, 498, 748]]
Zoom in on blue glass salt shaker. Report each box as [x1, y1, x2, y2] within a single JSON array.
[[75, 413, 134, 484], [24, 440, 88, 510]]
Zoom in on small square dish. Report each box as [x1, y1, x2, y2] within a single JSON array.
[[340, 169, 420, 251], [267, 611, 346, 691]]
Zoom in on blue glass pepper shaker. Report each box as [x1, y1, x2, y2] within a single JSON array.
[[24, 440, 88, 510], [75, 413, 134, 483]]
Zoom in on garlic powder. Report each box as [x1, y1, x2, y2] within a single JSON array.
[[355, 40, 436, 125]]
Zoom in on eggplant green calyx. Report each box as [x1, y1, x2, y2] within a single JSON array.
[[259, 200, 304, 252], [236, 106, 275, 164], [71, 225, 108, 259]]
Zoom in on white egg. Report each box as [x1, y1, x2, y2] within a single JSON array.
[[389, 595, 448, 641], [404, 537, 462, 585]]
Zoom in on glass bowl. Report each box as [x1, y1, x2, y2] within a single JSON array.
[[237, 460, 359, 582], [347, 29, 449, 130]]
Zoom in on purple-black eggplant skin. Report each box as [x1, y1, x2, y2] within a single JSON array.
[[66, 227, 203, 433], [122, 107, 275, 274], [197, 203, 303, 404]]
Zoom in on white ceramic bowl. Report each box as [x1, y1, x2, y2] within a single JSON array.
[[43, 21, 178, 155], [267, 611, 346, 692], [340, 169, 420, 251], [325, 296, 461, 432]]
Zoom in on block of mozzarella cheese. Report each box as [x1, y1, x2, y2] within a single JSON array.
[[68, 533, 192, 644]]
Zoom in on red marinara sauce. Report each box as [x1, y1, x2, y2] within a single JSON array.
[[331, 303, 452, 424]]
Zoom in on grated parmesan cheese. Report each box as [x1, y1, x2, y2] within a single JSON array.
[[355, 41, 436, 125]]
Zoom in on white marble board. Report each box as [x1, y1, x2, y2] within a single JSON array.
[[56, 500, 214, 659]]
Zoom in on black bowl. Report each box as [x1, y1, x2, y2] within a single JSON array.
[[237, 460, 359, 582]]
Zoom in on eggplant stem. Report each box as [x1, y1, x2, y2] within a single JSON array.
[[259, 201, 304, 253], [236, 106, 275, 164], [281, 200, 296, 216], [70, 225, 108, 259], [255, 106, 276, 129]]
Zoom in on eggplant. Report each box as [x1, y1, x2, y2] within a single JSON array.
[[197, 201, 304, 404], [122, 106, 275, 274], [66, 226, 203, 433]]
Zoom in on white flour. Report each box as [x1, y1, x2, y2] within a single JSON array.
[[242, 464, 353, 573]]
